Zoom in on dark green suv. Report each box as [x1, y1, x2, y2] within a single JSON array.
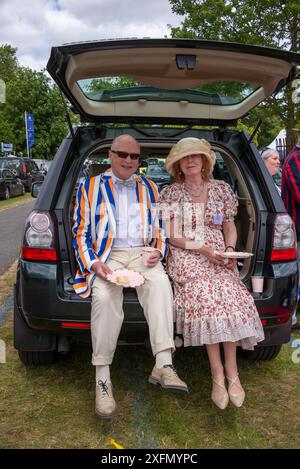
[[0, 156, 44, 192], [14, 39, 299, 365]]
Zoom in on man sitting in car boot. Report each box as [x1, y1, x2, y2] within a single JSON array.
[[72, 134, 188, 419]]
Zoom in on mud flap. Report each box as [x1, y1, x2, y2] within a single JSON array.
[[13, 286, 56, 352]]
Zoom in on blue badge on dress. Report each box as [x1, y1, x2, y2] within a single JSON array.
[[214, 214, 223, 225]]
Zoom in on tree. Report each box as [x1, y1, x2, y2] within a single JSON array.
[[0, 44, 18, 83], [0, 44, 19, 147], [84, 76, 139, 101], [169, 0, 300, 149], [2, 66, 68, 158], [0, 44, 69, 159]]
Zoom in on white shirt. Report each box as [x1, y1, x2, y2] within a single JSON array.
[[111, 172, 144, 248]]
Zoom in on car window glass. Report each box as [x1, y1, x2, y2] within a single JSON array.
[[213, 153, 234, 188], [84, 148, 238, 190], [4, 169, 14, 179], [7, 160, 18, 171], [77, 77, 258, 105], [81, 145, 249, 198]]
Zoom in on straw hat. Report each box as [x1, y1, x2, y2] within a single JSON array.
[[165, 137, 216, 175]]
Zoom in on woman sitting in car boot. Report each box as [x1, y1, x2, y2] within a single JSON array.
[[159, 137, 265, 409]]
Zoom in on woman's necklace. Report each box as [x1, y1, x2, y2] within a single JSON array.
[[184, 180, 206, 197]]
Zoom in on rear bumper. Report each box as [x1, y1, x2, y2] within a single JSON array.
[[17, 259, 298, 345], [258, 317, 292, 346], [16, 260, 146, 335]]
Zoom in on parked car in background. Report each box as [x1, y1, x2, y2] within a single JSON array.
[[0, 156, 44, 191], [14, 38, 300, 366], [0, 165, 25, 199], [145, 160, 171, 190], [32, 159, 52, 175]]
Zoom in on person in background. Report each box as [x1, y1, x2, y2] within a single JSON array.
[[72, 134, 188, 420], [159, 137, 264, 410], [260, 148, 281, 193], [281, 132, 300, 330], [40, 163, 47, 176]]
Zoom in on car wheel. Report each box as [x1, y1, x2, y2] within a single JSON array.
[[4, 187, 10, 200], [240, 345, 282, 361], [18, 350, 56, 366]]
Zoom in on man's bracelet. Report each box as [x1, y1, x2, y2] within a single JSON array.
[[225, 245, 236, 252]]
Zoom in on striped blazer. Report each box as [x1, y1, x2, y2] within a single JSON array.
[[281, 145, 300, 240], [72, 170, 167, 298]]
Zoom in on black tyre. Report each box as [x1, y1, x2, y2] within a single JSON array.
[[18, 350, 56, 366], [4, 187, 10, 200], [240, 345, 282, 361]]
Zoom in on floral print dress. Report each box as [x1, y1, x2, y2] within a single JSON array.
[[159, 180, 265, 350]]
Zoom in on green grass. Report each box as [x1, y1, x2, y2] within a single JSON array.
[[1, 309, 300, 449], [0, 262, 17, 304], [0, 192, 33, 211]]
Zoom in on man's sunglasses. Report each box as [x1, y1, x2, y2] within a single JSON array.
[[110, 150, 140, 160]]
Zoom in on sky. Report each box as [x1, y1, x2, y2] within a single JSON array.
[[0, 0, 184, 71]]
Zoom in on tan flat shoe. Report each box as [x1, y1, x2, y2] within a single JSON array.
[[211, 377, 229, 410], [227, 375, 245, 407]]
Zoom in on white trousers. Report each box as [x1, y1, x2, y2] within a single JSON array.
[[91, 247, 175, 366]]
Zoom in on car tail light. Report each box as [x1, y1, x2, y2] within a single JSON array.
[[21, 211, 58, 261], [270, 214, 297, 262], [257, 306, 291, 324], [61, 322, 91, 329]]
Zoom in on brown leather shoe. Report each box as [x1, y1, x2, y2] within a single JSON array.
[[95, 380, 117, 419], [148, 364, 189, 393]]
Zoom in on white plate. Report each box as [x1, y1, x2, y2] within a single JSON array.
[[106, 269, 145, 287], [216, 251, 254, 259]]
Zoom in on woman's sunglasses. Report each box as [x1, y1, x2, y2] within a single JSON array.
[[110, 150, 140, 160]]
